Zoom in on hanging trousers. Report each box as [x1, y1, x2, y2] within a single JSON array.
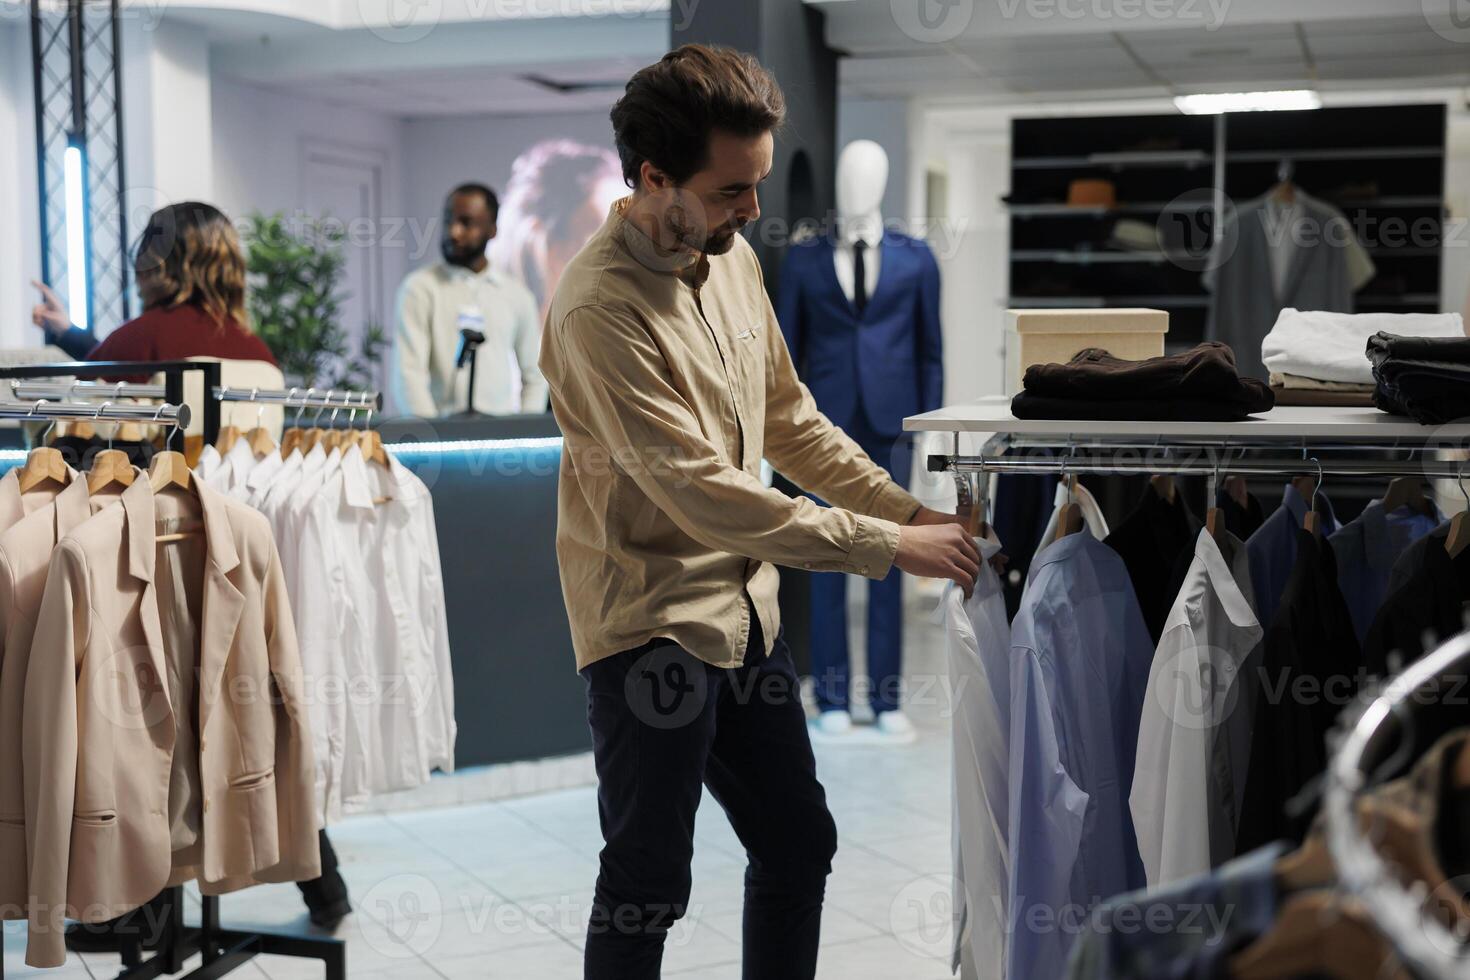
[[581, 612, 838, 979], [809, 415, 912, 715]]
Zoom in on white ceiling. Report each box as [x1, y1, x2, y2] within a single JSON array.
[[829, 6, 1470, 104], [241, 57, 642, 117], [167, 0, 1470, 117]]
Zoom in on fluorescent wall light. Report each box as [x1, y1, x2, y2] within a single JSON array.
[[1174, 90, 1321, 115], [63, 139, 90, 331]]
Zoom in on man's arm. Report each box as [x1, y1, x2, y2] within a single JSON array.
[[550, 305, 901, 580], [390, 276, 439, 417], [515, 288, 549, 413]]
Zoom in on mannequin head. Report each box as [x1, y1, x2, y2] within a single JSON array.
[[835, 140, 889, 222]]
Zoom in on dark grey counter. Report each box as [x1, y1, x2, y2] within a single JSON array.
[[379, 413, 589, 768]]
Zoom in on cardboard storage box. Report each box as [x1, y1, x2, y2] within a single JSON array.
[[1004, 308, 1169, 395]]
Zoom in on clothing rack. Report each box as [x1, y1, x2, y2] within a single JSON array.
[[0, 361, 346, 980], [7, 381, 383, 416], [912, 398, 1470, 522], [1326, 630, 1470, 978]]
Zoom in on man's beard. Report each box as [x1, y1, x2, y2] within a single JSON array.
[[442, 242, 485, 267], [664, 207, 741, 256]]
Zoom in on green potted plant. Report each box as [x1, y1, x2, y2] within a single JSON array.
[[243, 212, 384, 392]]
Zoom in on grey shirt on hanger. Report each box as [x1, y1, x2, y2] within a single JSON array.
[[1204, 193, 1374, 382]]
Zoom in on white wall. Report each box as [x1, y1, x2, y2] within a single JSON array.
[[0, 20, 38, 349], [211, 76, 408, 354]]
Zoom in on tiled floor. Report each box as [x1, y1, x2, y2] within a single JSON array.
[[4, 588, 961, 979]]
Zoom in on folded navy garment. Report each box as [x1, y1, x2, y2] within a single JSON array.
[[1367, 331, 1470, 424]]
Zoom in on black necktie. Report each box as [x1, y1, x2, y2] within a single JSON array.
[[852, 239, 869, 318]]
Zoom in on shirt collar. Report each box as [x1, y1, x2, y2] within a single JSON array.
[[54, 473, 93, 539], [611, 196, 710, 288], [1193, 529, 1260, 629], [121, 477, 241, 583], [838, 217, 882, 250], [443, 259, 498, 285], [340, 444, 374, 510]]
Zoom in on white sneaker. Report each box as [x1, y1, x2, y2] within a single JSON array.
[[815, 710, 853, 736], [875, 711, 917, 744]]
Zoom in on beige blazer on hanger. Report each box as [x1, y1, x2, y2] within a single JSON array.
[[22, 477, 320, 968], [0, 473, 129, 920]]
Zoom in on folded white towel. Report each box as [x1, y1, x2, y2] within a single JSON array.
[[1261, 308, 1466, 385]]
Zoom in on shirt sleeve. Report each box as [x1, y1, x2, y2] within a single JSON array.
[[53, 326, 97, 360], [1130, 623, 1212, 887], [515, 288, 548, 414], [391, 275, 439, 417], [550, 304, 902, 580], [1008, 646, 1089, 980], [756, 258, 922, 525], [261, 541, 323, 881], [23, 543, 88, 968]]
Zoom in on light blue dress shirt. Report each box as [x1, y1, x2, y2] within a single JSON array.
[[1329, 498, 1443, 645], [1246, 485, 1339, 629], [1009, 533, 1153, 979]]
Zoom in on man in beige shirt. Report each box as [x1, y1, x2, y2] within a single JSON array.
[[540, 45, 978, 979]]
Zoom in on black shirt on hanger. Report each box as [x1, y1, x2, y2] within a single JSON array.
[[1237, 529, 1362, 854], [1105, 482, 1200, 644], [1364, 524, 1470, 677]]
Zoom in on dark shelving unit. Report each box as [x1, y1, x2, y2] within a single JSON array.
[[1008, 104, 1448, 349]]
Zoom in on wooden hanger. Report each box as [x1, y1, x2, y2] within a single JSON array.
[[1229, 891, 1406, 980], [215, 425, 242, 455], [87, 449, 135, 493], [1206, 506, 1225, 541], [1149, 474, 1176, 505], [148, 449, 194, 493], [66, 418, 95, 440], [1224, 475, 1249, 509], [1298, 463, 1324, 537], [1382, 477, 1430, 516], [359, 430, 389, 468], [17, 445, 69, 493]]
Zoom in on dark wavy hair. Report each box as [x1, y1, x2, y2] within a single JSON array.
[[610, 44, 786, 188], [132, 201, 249, 328]]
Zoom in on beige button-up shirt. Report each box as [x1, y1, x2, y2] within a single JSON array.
[[541, 199, 921, 670]]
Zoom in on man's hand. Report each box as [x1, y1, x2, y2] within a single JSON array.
[[895, 522, 981, 596], [908, 505, 963, 527], [30, 280, 70, 337]]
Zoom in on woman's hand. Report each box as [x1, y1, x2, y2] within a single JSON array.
[[30, 280, 70, 336]]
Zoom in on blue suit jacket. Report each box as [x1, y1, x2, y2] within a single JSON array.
[[775, 233, 943, 437]]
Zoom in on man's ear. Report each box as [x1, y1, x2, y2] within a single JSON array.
[[639, 161, 671, 193]]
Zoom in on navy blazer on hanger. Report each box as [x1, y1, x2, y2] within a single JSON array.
[[775, 232, 943, 437]]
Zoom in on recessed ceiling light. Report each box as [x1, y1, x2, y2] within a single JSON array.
[[1174, 90, 1321, 114]]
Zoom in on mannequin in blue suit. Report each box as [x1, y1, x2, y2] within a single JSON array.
[[775, 141, 943, 737]]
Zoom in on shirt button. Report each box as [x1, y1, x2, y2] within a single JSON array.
[[860, 566, 870, 575], [803, 562, 814, 570]]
